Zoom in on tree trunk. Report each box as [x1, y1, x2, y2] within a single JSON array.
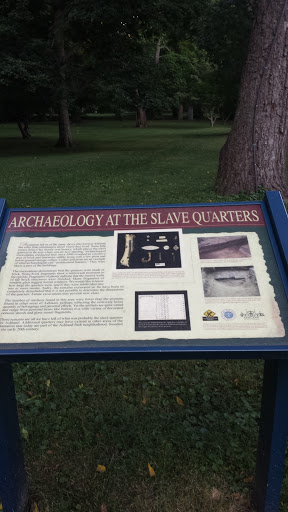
[[16, 115, 31, 139], [57, 99, 72, 147], [207, 112, 216, 128], [178, 104, 184, 120], [187, 106, 194, 121], [155, 38, 161, 65], [54, 0, 72, 148], [136, 107, 147, 128], [216, 0, 288, 198], [135, 88, 147, 128]]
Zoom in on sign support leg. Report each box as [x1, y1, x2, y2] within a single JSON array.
[[254, 359, 288, 512], [0, 363, 28, 512]]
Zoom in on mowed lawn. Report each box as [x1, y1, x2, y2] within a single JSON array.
[[0, 119, 286, 512], [0, 119, 232, 208]]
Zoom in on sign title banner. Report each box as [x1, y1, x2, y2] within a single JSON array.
[[7, 205, 264, 232]]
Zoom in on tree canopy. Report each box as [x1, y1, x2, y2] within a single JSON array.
[[0, 0, 253, 146]]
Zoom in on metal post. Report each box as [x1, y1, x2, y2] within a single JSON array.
[[0, 363, 28, 512], [254, 359, 288, 512]]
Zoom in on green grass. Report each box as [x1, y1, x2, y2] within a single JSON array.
[[15, 359, 263, 512], [0, 119, 244, 208], [0, 119, 282, 511]]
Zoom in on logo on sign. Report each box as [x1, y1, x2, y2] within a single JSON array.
[[203, 309, 218, 321], [221, 309, 236, 320], [240, 310, 264, 320]]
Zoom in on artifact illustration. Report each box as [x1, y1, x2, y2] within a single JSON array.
[[116, 231, 181, 269], [120, 234, 136, 267]]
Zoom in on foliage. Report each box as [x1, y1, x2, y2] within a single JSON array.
[[201, 0, 255, 117], [0, 1, 53, 121], [0, 0, 253, 129]]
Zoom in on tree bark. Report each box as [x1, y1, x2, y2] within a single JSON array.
[[155, 38, 170, 64], [187, 106, 194, 121], [16, 115, 31, 139], [155, 38, 161, 65], [207, 112, 217, 128], [54, 0, 72, 148], [135, 88, 147, 128], [178, 104, 184, 120], [136, 107, 147, 128], [216, 0, 288, 198]]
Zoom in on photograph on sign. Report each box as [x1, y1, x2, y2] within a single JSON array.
[[197, 235, 251, 259], [115, 229, 182, 269], [201, 266, 260, 297]]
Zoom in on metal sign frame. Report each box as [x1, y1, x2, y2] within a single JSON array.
[[0, 191, 288, 512]]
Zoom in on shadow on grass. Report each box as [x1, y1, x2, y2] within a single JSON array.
[[0, 133, 228, 159]]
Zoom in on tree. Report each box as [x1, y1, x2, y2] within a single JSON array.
[[53, 0, 72, 147], [201, 0, 254, 119], [71, 0, 211, 126], [164, 41, 212, 121], [216, 0, 288, 197], [0, 0, 53, 137]]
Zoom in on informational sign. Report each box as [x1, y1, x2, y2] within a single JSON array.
[[0, 199, 287, 352]]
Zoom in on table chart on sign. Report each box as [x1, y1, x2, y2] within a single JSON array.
[[138, 293, 187, 320]]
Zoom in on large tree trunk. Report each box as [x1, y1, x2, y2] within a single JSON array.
[[216, 0, 288, 198], [54, 0, 72, 148]]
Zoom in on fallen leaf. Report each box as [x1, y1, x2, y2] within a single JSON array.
[[31, 502, 39, 512], [0, 502, 3, 510], [148, 463, 156, 477], [234, 378, 239, 386], [96, 464, 106, 473], [211, 487, 221, 500], [123, 395, 128, 399], [47, 450, 53, 454], [21, 427, 29, 440], [243, 475, 254, 483], [176, 396, 184, 406], [142, 398, 147, 405], [232, 493, 241, 499], [46, 379, 51, 387]]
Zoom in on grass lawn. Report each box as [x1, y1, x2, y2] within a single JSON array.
[[0, 119, 285, 512], [1, 119, 246, 209]]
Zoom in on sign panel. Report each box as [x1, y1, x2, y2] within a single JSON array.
[[0, 197, 287, 354]]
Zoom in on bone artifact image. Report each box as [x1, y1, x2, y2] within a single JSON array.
[[197, 236, 251, 259], [116, 231, 181, 269], [201, 266, 260, 297]]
